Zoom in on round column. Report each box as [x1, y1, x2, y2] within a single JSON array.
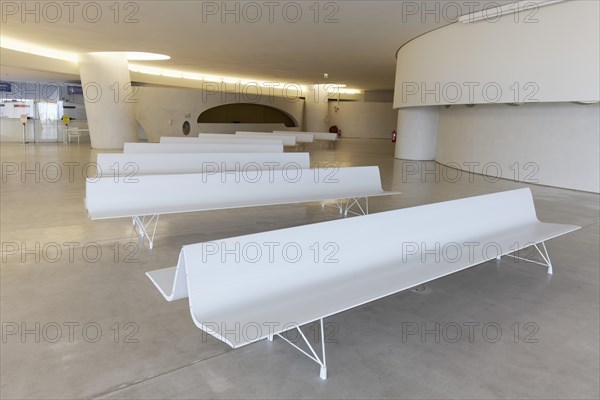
[[78, 52, 138, 149], [395, 106, 440, 160], [305, 84, 330, 133]]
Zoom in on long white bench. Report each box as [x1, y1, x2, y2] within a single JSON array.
[[235, 131, 297, 146], [159, 136, 284, 145], [273, 130, 338, 141], [95, 153, 311, 176], [256, 131, 315, 143], [86, 166, 397, 248], [123, 142, 283, 154], [146, 188, 579, 380]]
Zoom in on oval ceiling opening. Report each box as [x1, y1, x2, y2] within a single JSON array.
[[197, 103, 296, 127]]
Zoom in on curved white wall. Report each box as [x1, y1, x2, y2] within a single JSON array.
[[436, 103, 600, 193], [135, 86, 305, 142], [328, 101, 397, 139], [395, 107, 439, 160], [394, 0, 599, 108]]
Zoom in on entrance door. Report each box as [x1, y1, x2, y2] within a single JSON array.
[[35, 101, 61, 142]]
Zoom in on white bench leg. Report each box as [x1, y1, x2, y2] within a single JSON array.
[[344, 197, 369, 217], [537, 242, 553, 275], [320, 366, 328, 380], [273, 318, 328, 380], [132, 214, 160, 249], [321, 200, 344, 215], [502, 241, 554, 275]]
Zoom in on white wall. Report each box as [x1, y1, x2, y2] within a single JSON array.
[[394, 0, 600, 108], [435, 103, 600, 193], [135, 86, 305, 142], [328, 101, 397, 139]]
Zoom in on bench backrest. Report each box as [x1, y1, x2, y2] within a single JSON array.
[[95, 153, 311, 176], [273, 130, 337, 141], [235, 132, 297, 146], [123, 142, 283, 154], [86, 166, 385, 219], [160, 136, 284, 145]]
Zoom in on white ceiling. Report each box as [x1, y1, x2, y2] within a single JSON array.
[[1, 1, 517, 90]]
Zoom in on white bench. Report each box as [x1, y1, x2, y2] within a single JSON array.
[[258, 131, 315, 143], [86, 166, 397, 248], [123, 142, 283, 154], [146, 188, 579, 380], [235, 131, 297, 146], [273, 130, 338, 141], [159, 136, 284, 145], [95, 153, 311, 176]]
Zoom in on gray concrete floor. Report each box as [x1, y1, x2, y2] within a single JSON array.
[[1, 139, 598, 399]]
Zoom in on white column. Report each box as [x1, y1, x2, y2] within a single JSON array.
[[394, 106, 440, 160], [78, 52, 138, 149], [305, 84, 330, 132]]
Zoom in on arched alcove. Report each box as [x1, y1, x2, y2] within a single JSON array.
[[197, 103, 296, 127]]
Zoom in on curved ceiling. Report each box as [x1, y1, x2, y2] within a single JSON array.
[[1, 0, 516, 90]]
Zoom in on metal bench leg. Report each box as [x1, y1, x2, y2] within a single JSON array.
[[322, 200, 344, 215], [502, 241, 554, 275], [274, 318, 328, 380], [345, 197, 369, 216], [536, 242, 553, 275], [132, 214, 160, 249]]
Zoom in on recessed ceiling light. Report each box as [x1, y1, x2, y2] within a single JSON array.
[[1, 36, 78, 62], [125, 52, 171, 61]]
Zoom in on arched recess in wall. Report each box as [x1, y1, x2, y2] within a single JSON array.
[[197, 103, 297, 127]]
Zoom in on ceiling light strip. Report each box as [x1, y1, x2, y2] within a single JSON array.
[[128, 64, 361, 94]]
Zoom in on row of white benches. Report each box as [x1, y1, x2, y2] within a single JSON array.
[[160, 130, 338, 146], [90, 140, 579, 381], [162, 136, 284, 145], [124, 142, 284, 154], [146, 188, 579, 380]]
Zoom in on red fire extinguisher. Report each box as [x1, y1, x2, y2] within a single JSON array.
[[391, 130, 397, 143]]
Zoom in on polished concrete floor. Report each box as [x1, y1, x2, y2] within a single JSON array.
[[1, 139, 598, 399]]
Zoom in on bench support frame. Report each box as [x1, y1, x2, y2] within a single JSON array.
[[344, 197, 369, 216], [321, 197, 370, 217], [498, 241, 554, 274], [268, 318, 328, 380], [132, 214, 160, 250]]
